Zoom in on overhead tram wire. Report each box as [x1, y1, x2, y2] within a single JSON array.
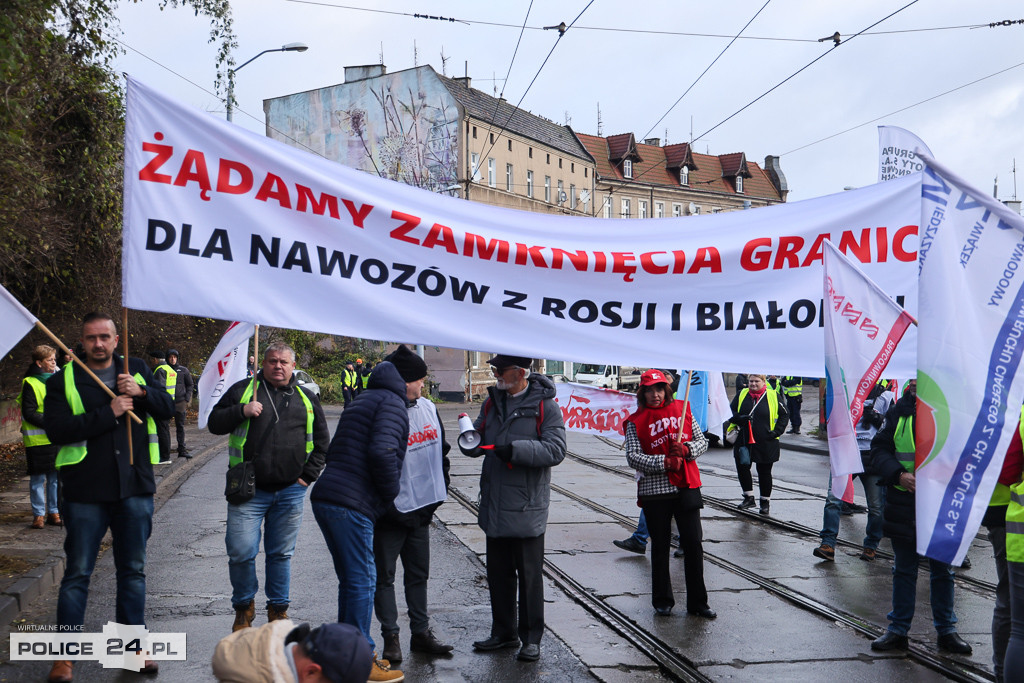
[[474, 0, 597, 166], [110, 33, 386, 178], [473, 0, 535, 164], [692, 0, 921, 146], [782, 58, 1024, 157], [283, 1, 1002, 43], [622, 0, 774, 193]]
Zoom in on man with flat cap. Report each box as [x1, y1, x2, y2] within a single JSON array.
[[212, 619, 372, 683], [463, 354, 566, 662]]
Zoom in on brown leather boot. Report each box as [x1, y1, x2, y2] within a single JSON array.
[[47, 513, 62, 526], [31, 516, 45, 529], [47, 659, 73, 682], [232, 600, 255, 632], [267, 604, 289, 622]]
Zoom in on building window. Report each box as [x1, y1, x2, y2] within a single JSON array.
[[639, 200, 648, 219], [471, 153, 481, 182], [621, 198, 631, 218], [603, 196, 611, 218], [506, 164, 514, 192], [557, 180, 565, 205], [680, 166, 689, 185], [571, 162, 575, 173], [545, 176, 551, 202], [585, 168, 589, 178], [655, 202, 664, 218], [570, 184, 576, 209], [672, 203, 681, 217], [546, 153, 550, 164], [487, 158, 496, 187], [736, 175, 744, 193], [529, 147, 533, 159], [623, 159, 633, 179], [507, 140, 512, 152], [490, 133, 495, 144], [526, 171, 534, 198], [692, 204, 701, 215], [558, 158, 563, 169], [472, 126, 478, 139]]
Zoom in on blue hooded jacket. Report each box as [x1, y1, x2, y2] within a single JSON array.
[[311, 361, 409, 522]]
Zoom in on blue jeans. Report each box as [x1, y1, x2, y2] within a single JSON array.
[[630, 510, 649, 545], [225, 482, 306, 609], [30, 472, 59, 516], [819, 470, 884, 549], [887, 536, 957, 636], [312, 501, 376, 652], [57, 495, 153, 627]]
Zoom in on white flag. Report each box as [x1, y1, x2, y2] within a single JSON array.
[[706, 372, 732, 440], [0, 283, 38, 360], [553, 382, 637, 441], [197, 322, 255, 429], [915, 153, 1024, 566], [878, 125, 933, 182], [823, 240, 914, 500]]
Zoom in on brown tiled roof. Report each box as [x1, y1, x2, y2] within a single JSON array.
[[575, 132, 781, 201], [435, 70, 591, 162]]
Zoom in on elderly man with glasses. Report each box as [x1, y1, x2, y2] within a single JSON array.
[[461, 354, 566, 663]]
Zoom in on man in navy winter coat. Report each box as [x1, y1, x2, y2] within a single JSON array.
[[310, 360, 409, 680]]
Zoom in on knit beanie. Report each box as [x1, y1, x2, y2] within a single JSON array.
[[385, 345, 428, 382]]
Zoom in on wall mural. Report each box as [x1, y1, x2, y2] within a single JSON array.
[[265, 68, 460, 193]]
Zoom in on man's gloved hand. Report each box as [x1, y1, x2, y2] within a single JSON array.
[[459, 443, 483, 457], [667, 441, 689, 458], [664, 455, 684, 472], [733, 414, 752, 424], [492, 444, 513, 463]]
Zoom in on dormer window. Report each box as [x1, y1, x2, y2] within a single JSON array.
[[736, 175, 744, 193], [680, 167, 689, 186], [623, 159, 633, 179]]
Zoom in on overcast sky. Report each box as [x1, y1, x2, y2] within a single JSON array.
[[112, 0, 1024, 203]]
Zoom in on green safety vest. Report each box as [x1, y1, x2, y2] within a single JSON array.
[[16, 376, 51, 447], [227, 380, 314, 468], [343, 368, 357, 389], [782, 376, 803, 397], [767, 378, 781, 393], [993, 408, 1024, 510], [1000, 409, 1024, 562], [893, 413, 915, 492], [155, 363, 177, 396], [737, 388, 779, 431], [56, 363, 159, 468], [360, 371, 370, 389]]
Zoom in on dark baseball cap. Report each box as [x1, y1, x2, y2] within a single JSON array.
[[300, 623, 371, 683], [486, 354, 532, 370]]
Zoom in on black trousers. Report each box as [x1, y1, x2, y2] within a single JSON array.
[[155, 417, 171, 462], [787, 395, 803, 430], [642, 495, 709, 612], [342, 387, 354, 408], [485, 534, 545, 645], [373, 523, 431, 636], [737, 461, 774, 498], [173, 401, 187, 452]]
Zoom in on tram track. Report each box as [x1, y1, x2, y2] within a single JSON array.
[[578, 445, 998, 595], [546, 478, 992, 683]]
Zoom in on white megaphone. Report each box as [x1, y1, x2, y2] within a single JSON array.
[[457, 413, 482, 453]]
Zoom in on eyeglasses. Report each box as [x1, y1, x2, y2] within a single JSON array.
[[491, 366, 518, 377]]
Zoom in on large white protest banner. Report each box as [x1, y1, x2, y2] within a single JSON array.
[[878, 125, 933, 183], [123, 76, 922, 375], [823, 240, 914, 500], [197, 321, 255, 429], [553, 382, 636, 441], [0, 284, 38, 360], [915, 153, 1024, 566]]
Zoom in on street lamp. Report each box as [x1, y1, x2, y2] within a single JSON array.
[[226, 42, 308, 122]]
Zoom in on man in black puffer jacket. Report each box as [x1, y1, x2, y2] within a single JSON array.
[[869, 379, 972, 655], [310, 360, 409, 680], [372, 345, 453, 664]]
